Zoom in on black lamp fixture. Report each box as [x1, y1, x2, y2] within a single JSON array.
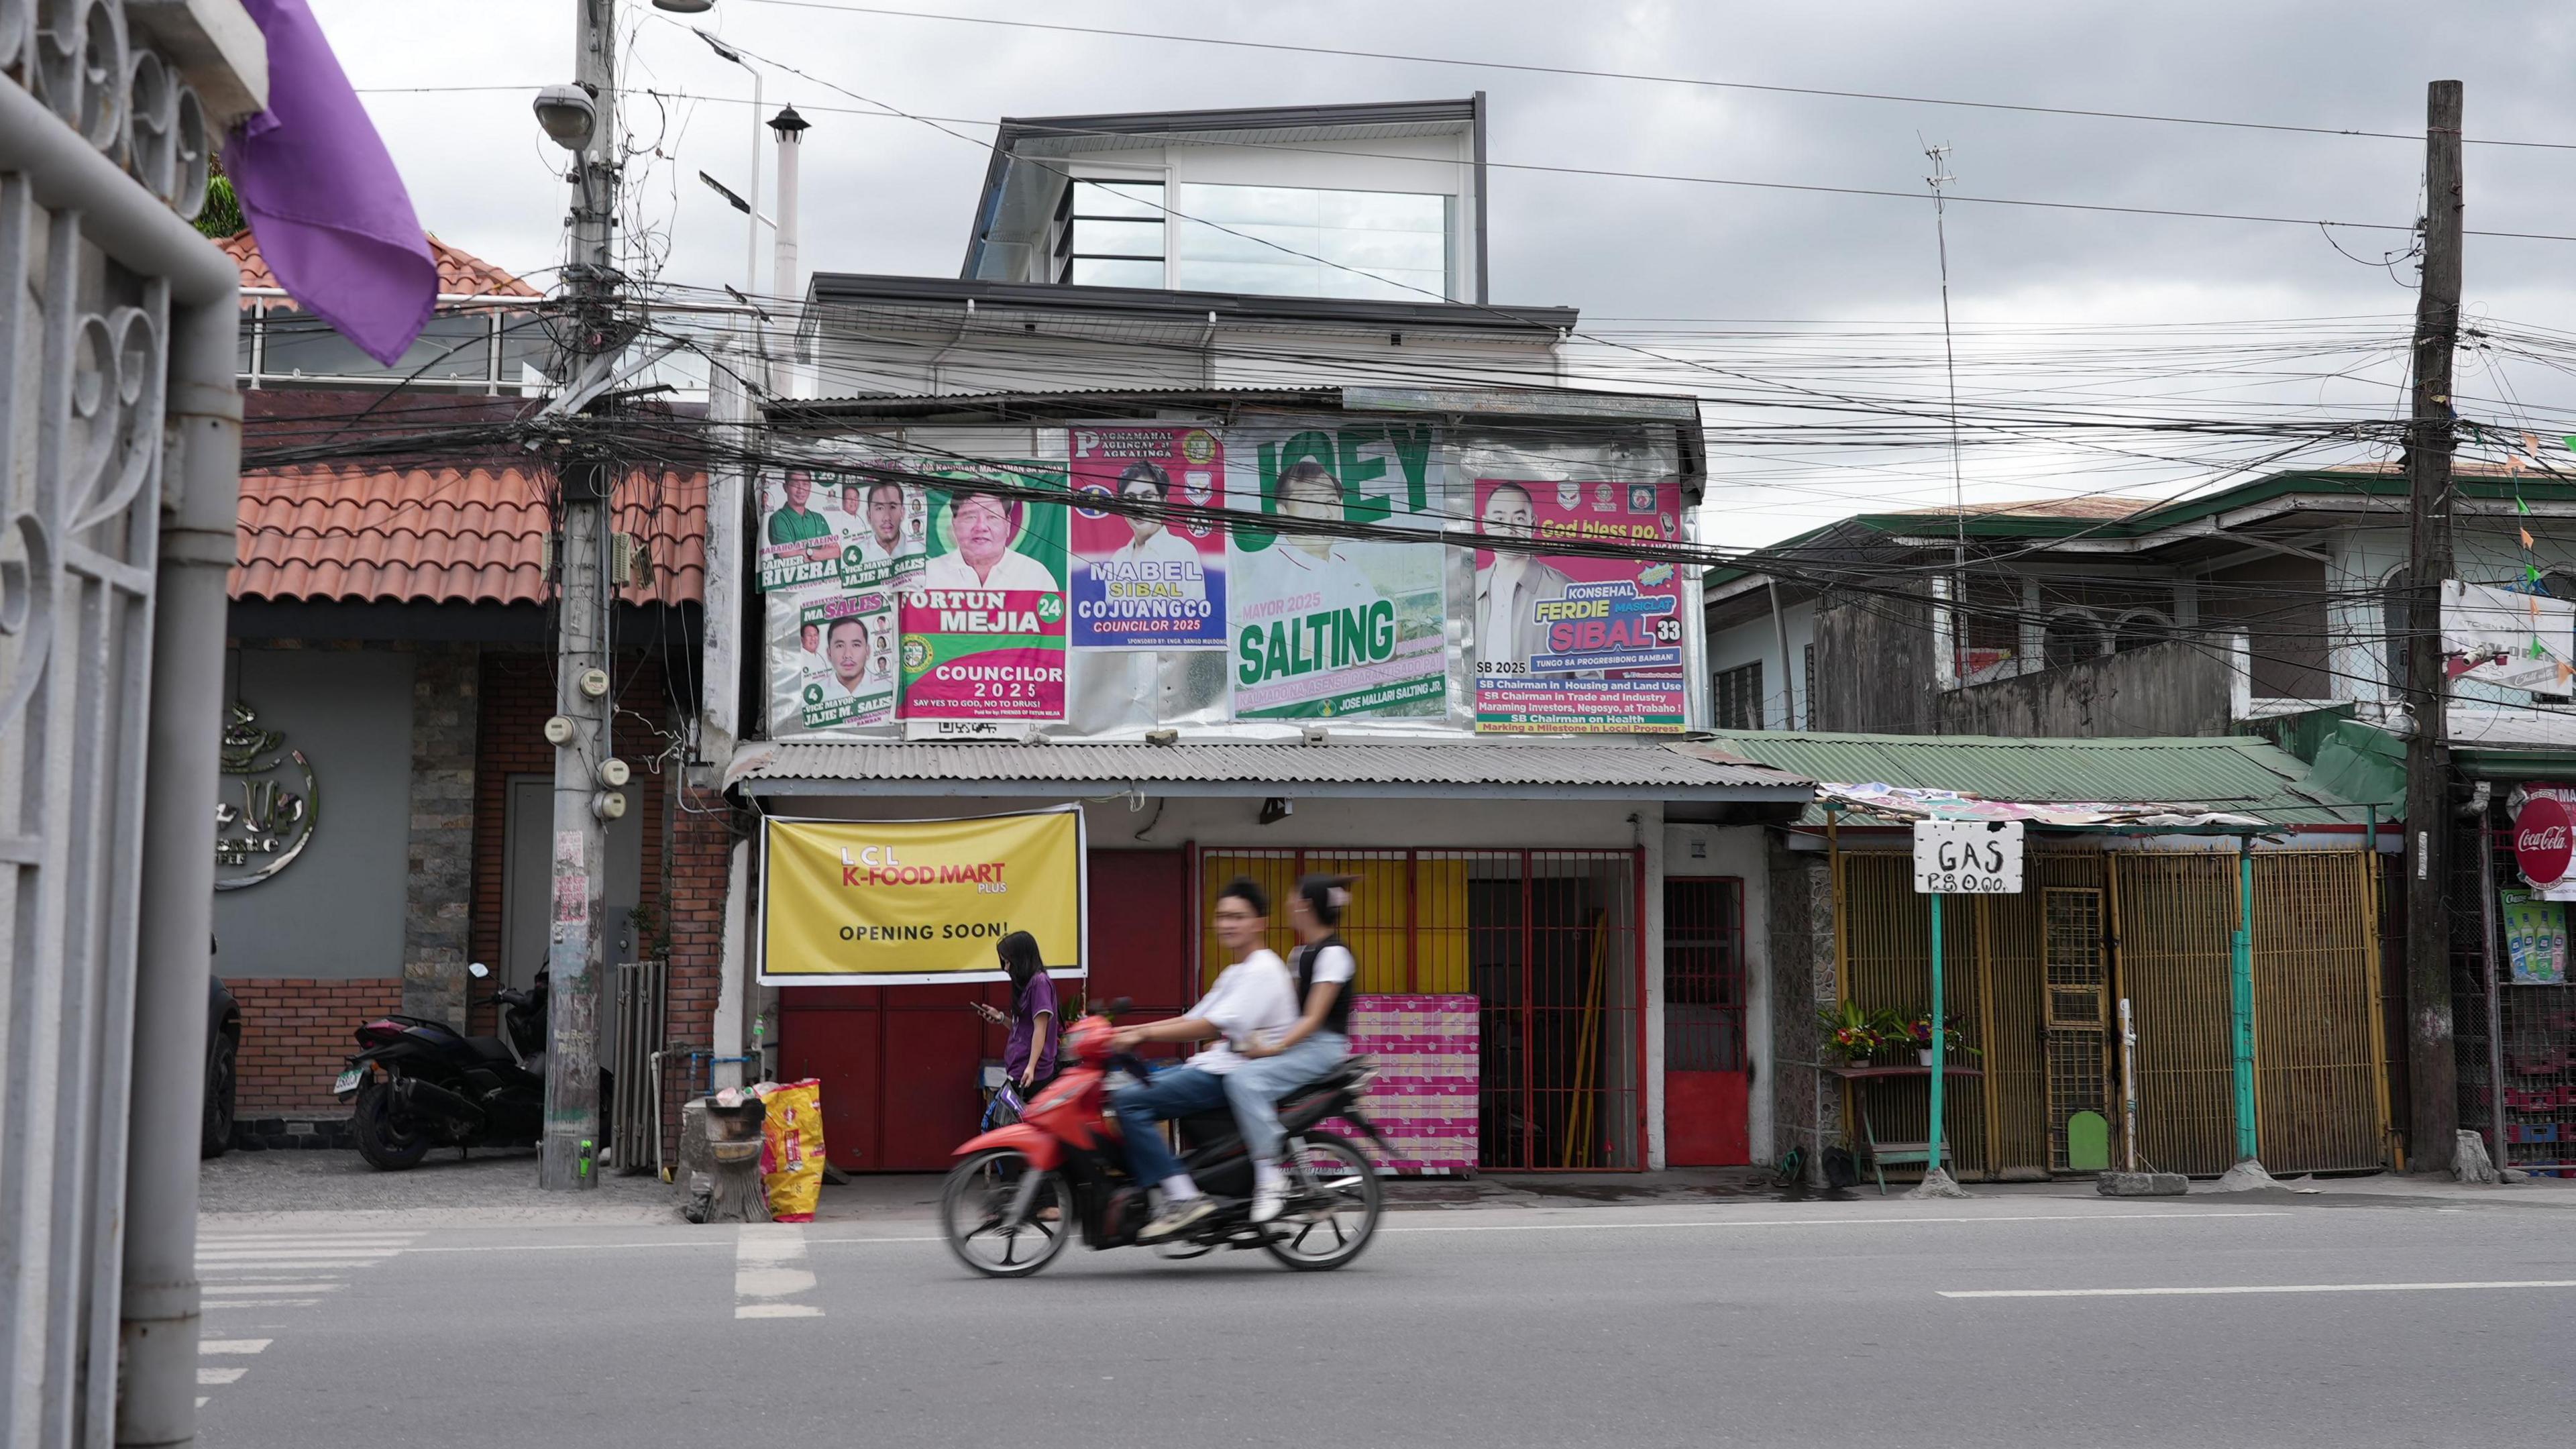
[[769, 104, 810, 144], [651, 0, 716, 13]]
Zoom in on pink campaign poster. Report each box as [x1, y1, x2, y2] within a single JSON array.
[[1065, 425, 1226, 649], [1470, 478, 1687, 734]]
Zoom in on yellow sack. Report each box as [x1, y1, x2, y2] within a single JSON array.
[[753, 1079, 826, 1222]]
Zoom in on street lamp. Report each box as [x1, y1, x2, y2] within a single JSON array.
[[532, 83, 596, 152], [651, 0, 716, 11], [695, 28, 761, 295]]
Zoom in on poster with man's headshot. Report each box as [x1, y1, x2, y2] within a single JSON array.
[[1065, 424, 1225, 650], [757, 468, 846, 592], [1470, 476, 1686, 734], [899, 462, 1071, 722], [795, 590, 897, 730], [827, 473, 927, 591]]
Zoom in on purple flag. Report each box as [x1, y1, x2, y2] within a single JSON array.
[[225, 0, 436, 366]]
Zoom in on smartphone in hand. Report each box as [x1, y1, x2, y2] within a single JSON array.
[[970, 1002, 1006, 1025]]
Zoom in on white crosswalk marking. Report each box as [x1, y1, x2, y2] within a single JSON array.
[[192, 1230, 419, 1407], [735, 1224, 824, 1320]]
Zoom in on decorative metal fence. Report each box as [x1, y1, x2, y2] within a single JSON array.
[[0, 9, 238, 1445]]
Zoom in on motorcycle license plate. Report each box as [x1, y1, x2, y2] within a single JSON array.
[[333, 1068, 363, 1097]]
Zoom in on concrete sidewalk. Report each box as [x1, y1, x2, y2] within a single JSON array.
[[199, 1147, 2576, 1232]]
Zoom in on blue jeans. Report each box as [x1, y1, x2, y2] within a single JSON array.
[[1112, 1064, 1230, 1188], [1222, 1033, 1349, 1163]]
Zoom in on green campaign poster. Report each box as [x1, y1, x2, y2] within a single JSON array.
[[1224, 420, 1448, 720], [898, 461, 1070, 721]]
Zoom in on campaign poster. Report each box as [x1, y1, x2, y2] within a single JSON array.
[[1470, 477, 1686, 734], [793, 588, 898, 730], [758, 808, 1086, 987], [899, 462, 1070, 720], [756, 466, 844, 592], [1226, 420, 1448, 720], [826, 470, 928, 591], [1066, 424, 1226, 649]]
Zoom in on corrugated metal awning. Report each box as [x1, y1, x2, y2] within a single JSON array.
[[726, 739, 1813, 802]]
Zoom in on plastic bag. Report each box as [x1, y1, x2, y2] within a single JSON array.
[[751, 1078, 826, 1223]]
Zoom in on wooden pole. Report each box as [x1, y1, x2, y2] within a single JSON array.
[[2402, 78, 2464, 1167]]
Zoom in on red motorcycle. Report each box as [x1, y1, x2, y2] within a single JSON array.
[[939, 998, 1389, 1277]]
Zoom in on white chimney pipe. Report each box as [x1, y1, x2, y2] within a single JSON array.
[[769, 105, 807, 306]]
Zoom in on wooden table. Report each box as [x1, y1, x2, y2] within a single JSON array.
[[1823, 1063, 1984, 1193]]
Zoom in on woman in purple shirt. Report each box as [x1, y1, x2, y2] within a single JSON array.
[[975, 931, 1057, 1110]]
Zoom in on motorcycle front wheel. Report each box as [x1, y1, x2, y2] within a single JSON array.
[[941, 1147, 1072, 1278], [351, 1077, 432, 1171], [1260, 1134, 1383, 1272]]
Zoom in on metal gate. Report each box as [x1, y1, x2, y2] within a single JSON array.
[[1201, 847, 1644, 1171], [0, 16, 235, 1446], [1835, 846, 2388, 1180]]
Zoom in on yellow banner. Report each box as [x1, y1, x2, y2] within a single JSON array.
[[758, 808, 1085, 985]]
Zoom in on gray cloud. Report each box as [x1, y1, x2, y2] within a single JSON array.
[[317, 1, 2576, 539]]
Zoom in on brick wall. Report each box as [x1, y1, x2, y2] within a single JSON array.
[[229, 977, 405, 1114], [404, 642, 478, 1024], [661, 774, 739, 1158]]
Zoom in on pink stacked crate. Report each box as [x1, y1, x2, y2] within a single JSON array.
[[1328, 995, 1481, 1176]]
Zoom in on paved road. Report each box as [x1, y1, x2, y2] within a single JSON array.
[[195, 1187, 2576, 1449]]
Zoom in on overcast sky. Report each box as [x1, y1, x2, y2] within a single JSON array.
[[312, 1, 2576, 541]]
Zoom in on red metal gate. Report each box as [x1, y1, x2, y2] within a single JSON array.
[[1664, 877, 1750, 1165], [778, 849, 1192, 1171], [1199, 847, 1645, 1171]]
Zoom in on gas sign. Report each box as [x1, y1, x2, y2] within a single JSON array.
[[1912, 819, 2026, 895]]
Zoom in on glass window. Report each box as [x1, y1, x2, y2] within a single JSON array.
[[253, 309, 496, 384], [1068, 180, 1162, 219], [1069, 258, 1166, 289], [1714, 661, 1764, 731], [1169, 182, 1450, 300], [1068, 219, 1165, 259], [1058, 178, 1165, 286]]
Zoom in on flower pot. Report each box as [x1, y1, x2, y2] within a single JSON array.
[[1918, 1049, 1935, 1067]]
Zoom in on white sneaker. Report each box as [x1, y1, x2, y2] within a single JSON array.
[[1138, 1196, 1214, 1244], [1250, 1178, 1287, 1225]]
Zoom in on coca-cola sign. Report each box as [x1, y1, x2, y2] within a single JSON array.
[[2516, 795, 2573, 886]]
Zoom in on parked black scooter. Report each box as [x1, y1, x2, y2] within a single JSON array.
[[335, 962, 601, 1169]]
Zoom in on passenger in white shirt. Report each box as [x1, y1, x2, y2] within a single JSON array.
[[1109, 876, 1298, 1242], [1229, 873, 1360, 1224], [918, 491, 1060, 592]]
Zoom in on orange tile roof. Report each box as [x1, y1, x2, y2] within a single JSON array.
[[219, 229, 541, 303], [231, 463, 706, 608]]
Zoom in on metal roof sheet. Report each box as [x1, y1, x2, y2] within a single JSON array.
[[727, 739, 1812, 800], [1680, 732, 2369, 826]]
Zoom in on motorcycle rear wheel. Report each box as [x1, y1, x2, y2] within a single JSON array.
[[352, 1078, 432, 1171], [1260, 1134, 1383, 1272], [941, 1148, 1073, 1278]]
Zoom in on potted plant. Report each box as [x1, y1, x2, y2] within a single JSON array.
[[1817, 1002, 1882, 1068], [1904, 1012, 1978, 1067]]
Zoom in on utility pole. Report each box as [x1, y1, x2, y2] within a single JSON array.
[[1925, 140, 1968, 687], [2402, 78, 2463, 1169], [535, 0, 625, 1191]]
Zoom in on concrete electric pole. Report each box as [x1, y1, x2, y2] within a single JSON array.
[[2402, 78, 2463, 1169], [531, 0, 627, 1191]]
